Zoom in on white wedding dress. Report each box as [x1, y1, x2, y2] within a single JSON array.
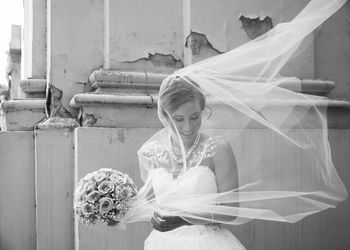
[[143, 137, 246, 250]]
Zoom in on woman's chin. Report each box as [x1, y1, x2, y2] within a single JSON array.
[[180, 134, 196, 145]]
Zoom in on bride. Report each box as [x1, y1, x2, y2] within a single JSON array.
[[143, 79, 245, 249], [133, 0, 348, 249]]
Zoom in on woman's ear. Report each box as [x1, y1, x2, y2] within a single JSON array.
[[202, 107, 212, 121]]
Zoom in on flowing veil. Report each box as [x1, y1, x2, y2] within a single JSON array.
[[125, 0, 348, 226]]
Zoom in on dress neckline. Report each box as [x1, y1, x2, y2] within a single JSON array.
[[154, 165, 215, 182]]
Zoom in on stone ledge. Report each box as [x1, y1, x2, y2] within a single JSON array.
[[1, 99, 46, 111], [90, 69, 167, 94], [300, 80, 334, 95], [69, 92, 350, 129], [89, 69, 168, 84], [70, 93, 157, 108], [0, 99, 46, 131], [35, 117, 80, 130], [70, 92, 349, 109], [19, 79, 46, 98], [20, 79, 46, 93], [89, 69, 335, 96], [69, 93, 159, 128]]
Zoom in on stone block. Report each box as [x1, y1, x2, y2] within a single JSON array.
[[0, 131, 36, 250], [0, 99, 46, 131], [35, 128, 75, 250]]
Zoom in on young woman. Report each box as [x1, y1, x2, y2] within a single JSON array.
[[142, 79, 245, 249]]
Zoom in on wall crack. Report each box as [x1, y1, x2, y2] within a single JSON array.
[[123, 53, 183, 69]]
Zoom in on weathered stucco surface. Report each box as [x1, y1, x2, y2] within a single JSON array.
[[109, 0, 183, 70], [315, 0, 350, 101], [48, 0, 104, 116]]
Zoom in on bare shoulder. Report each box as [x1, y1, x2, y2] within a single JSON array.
[[210, 137, 234, 157], [215, 137, 232, 150]]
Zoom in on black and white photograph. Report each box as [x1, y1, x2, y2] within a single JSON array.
[[0, 0, 349, 249]]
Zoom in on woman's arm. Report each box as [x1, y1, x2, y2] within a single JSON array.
[[212, 138, 239, 221], [213, 138, 238, 194]]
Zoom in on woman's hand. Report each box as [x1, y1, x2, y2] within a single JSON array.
[[150, 211, 191, 232], [107, 220, 119, 226]]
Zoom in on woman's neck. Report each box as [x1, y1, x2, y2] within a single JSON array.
[[170, 135, 190, 152], [170, 133, 200, 154]]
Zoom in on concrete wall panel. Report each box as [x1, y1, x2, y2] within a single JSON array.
[[35, 129, 75, 250], [315, 1, 350, 101], [0, 132, 36, 250], [229, 129, 350, 250]]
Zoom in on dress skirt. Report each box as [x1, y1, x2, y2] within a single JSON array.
[[144, 225, 245, 250]]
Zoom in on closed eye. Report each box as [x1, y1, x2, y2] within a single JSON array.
[[173, 117, 184, 122], [190, 115, 200, 120]]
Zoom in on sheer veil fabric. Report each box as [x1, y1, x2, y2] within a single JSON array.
[[125, 0, 348, 227]]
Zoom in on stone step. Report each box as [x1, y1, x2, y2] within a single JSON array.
[[19, 79, 46, 98], [0, 99, 46, 131]]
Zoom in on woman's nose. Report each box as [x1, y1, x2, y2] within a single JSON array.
[[182, 119, 191, 132]]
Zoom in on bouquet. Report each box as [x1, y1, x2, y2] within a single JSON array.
[[74, 168, 138, 226]]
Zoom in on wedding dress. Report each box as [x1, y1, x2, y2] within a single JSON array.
[[144, 136, 246, 250]]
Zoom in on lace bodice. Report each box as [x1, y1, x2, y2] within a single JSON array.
[[141, 135, 222, 175], [140, 135, 222, 203]]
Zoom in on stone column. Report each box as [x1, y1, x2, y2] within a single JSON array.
[[43, 0, 104, 122], [23, 0, 46, 79], [6, 25, 22, 99], [1, 0, 47, 131]]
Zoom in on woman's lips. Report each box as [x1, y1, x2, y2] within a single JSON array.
[[180, 131, 194, 137]]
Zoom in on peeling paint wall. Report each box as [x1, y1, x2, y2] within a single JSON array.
[[118, 53, 183, 73], [185, 31, 221, 62], [46, 85, 73, 118], [47, 0, 317, 116], [188, 0, 313, 77], [109, 0, 183, 72], [239, 15, 273, 40]]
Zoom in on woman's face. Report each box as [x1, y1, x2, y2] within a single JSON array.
[[169, 100, 202, 146]]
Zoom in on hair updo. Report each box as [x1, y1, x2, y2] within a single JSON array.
[[159, 77, 206, 117]]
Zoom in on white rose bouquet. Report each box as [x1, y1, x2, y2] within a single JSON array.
[[74, 168, 138, 226]]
